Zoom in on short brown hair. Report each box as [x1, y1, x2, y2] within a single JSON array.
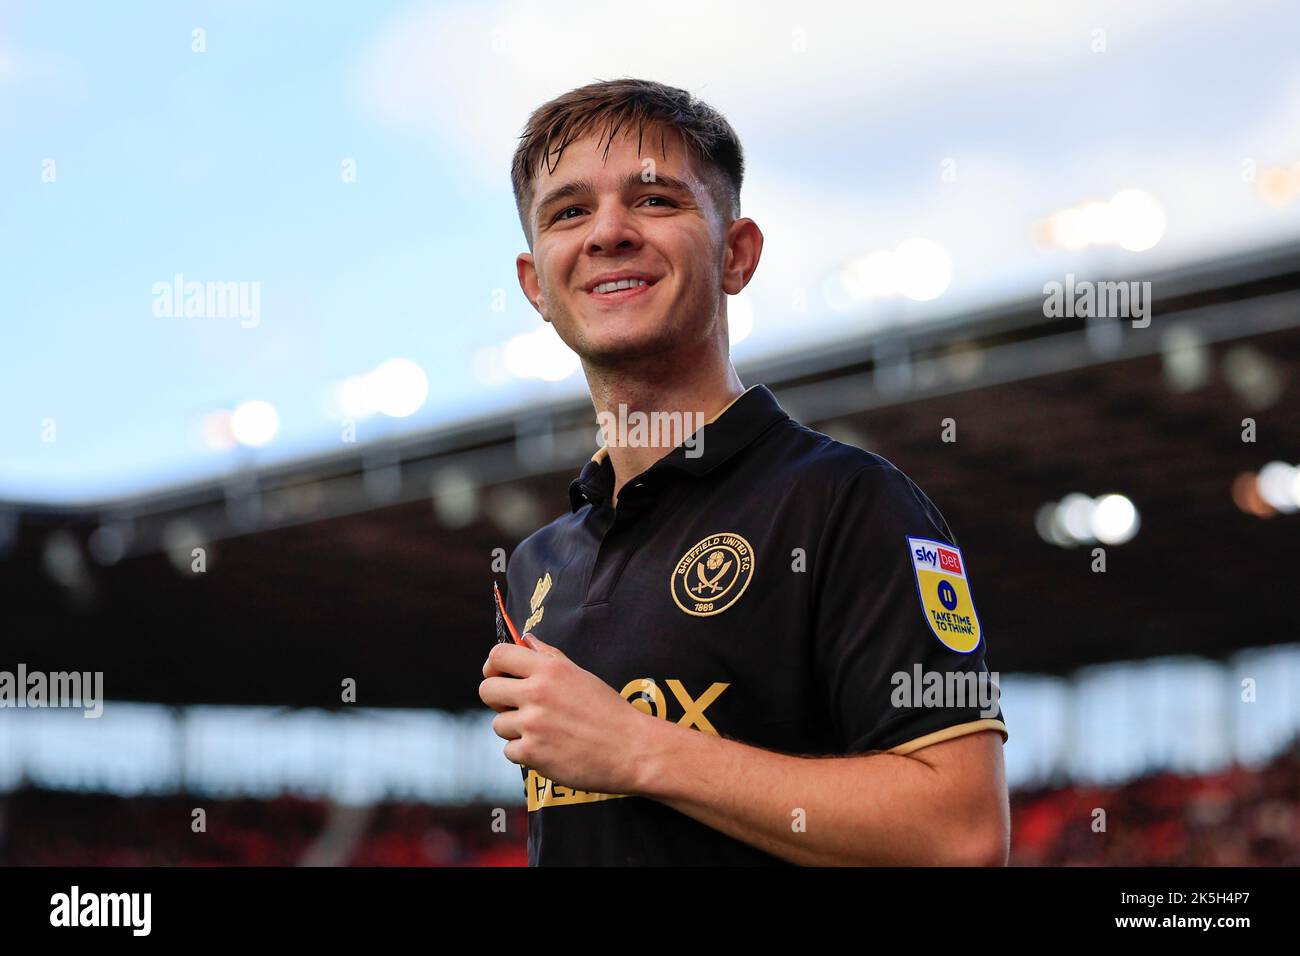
[[510, 77, 745, 248]]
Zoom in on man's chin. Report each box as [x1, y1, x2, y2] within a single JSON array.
[[576, 335, 681, 369]]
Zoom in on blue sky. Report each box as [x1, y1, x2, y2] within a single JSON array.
[[3, 0, 1299, 504]]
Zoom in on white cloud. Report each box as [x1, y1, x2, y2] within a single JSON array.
[[350, 0, 1207, 178], [350, 0, 1300, 332]]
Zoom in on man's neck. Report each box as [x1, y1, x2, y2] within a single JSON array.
[[586, 355, 744, 509]]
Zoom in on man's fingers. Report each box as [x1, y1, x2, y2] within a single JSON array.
[[491, 710, 523, 740], [482, 641, 545, 678], [479, 675, 524, 712]]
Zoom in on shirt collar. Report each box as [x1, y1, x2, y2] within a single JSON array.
[[568, 384, 789, 513]]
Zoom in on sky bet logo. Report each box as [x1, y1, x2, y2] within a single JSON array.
[[914, 544, 962, 575]]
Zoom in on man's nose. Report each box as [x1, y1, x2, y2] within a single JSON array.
[[585, 203, 642, 255]]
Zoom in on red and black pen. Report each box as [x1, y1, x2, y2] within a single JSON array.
[[493, 581, 525, 646]]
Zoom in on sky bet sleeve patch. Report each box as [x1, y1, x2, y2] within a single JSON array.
[[907, 536, 982, 653]]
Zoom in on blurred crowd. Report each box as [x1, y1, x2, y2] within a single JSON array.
[[0, 790, 526, 867], [345, 802, 527, 867], [1010, 738, 1299, 865], [0, 789, 327, 866], [1, 739, 1294, 866]]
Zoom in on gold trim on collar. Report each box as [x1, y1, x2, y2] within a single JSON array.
[[588, 384, 756, 462]]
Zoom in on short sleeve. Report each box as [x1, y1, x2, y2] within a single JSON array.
[[811, 464, 1008, 756]]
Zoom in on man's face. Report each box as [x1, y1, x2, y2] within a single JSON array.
[[517, 125, 730, 367]]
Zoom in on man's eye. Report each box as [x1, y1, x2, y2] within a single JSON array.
[[552, 197, 674, 223]]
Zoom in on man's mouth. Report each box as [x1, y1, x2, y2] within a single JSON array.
[[585, 277, 658, 303], [592, 277, 650, 294]]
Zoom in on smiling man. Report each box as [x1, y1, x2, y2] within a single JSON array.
[[481, 77, 1009, 866]]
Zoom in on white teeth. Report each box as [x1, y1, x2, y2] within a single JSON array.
[[593, 278, 649, 294]]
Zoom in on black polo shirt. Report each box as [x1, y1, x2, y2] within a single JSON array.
[[502, 383, 1007, 866]]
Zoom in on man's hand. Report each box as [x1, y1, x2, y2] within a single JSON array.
[[479, 633, 652, 795]]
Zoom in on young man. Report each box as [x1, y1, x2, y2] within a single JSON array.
[[480, 78, 1009, 866]]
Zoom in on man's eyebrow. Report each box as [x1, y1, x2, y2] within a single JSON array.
[[533, 171, 698, 224]]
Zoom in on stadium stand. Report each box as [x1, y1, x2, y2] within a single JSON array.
[[1010, 738, 1299, 866], [2, 738, 1293, 866]]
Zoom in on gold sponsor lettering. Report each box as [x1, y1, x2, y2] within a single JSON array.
[[619, 677, 668, 718], [667, 680, 728, 735], [525, 769, 630, 810]]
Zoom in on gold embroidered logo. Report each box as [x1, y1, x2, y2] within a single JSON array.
[[524, 571, 551, 633], [671, 532, 755, 616]]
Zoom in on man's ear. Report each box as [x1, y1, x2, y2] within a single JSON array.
[[721, 218, 764, 296], [516, 252, 549, 320]]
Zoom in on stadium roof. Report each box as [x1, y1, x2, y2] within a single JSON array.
[[5, 243, 1300, 707]]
